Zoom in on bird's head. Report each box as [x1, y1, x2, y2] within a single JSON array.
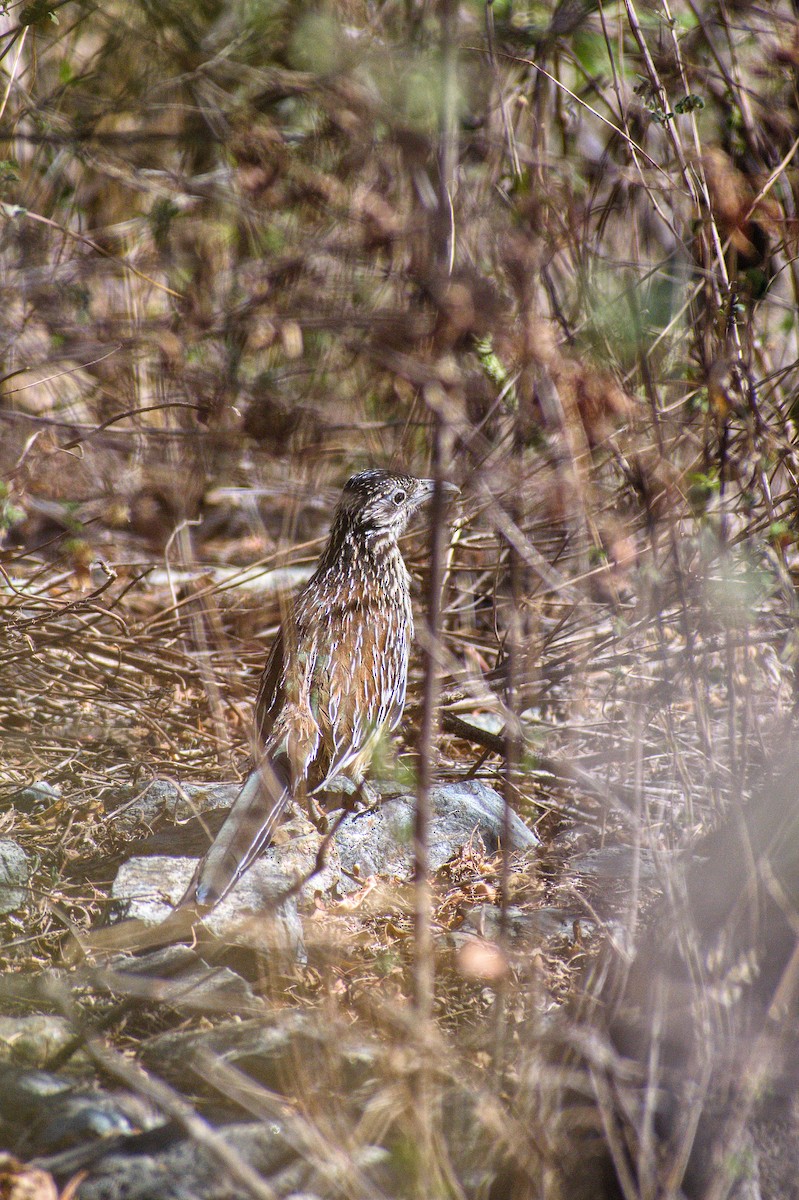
[[335, 469, 458, 544]]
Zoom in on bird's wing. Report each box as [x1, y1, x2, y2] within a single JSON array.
[[254, 626, 286, 745]]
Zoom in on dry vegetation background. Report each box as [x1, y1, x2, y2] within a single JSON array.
[[2, 0, 799, 1196]]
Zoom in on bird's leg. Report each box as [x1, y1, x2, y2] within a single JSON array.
[[297, 780, 330, 832], [306, 796, 330, 833], [310, 776, 379, 828], [348, 777, 381, 815]]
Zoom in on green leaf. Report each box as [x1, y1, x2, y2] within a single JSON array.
[[673, 93, 705, 116]]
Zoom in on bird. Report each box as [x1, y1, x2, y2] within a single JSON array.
[[180, 468, 458, 910]]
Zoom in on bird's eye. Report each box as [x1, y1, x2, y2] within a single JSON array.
[[392, 489, 406, 505]]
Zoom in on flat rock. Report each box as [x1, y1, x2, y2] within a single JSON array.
[[0, 1066, 159, 1161], [0, 1015, 80, 1069], [0, 841, 29, 914], [107, 780, 241, 834], [108, 778, 537, 937], [458, 902, 594, 944], [56, 1119, 295, 1200], [110, 856, 303, 955], [332, 780, 538, 886], [97, 945, 265, 1015], [570, 845, 658, 884], [8, 781, 60, 813], [141, 1009, 377, 1095]]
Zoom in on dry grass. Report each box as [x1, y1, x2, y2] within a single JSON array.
[[2, 0, 799, 1195]]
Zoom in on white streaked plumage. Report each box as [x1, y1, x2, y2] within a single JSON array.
[[181, 469, 457, 909]]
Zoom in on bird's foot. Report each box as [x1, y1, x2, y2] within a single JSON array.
[[304, 793, 331, 833], [348, 779, 381, 817]]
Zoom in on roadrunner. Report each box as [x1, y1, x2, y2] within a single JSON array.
[[182, 469, 458, 909]]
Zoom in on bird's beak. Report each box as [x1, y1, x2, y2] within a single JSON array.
[[420, 480, 460, 501]]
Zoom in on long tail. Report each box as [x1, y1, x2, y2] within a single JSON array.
[[180, 754, 292, 910]]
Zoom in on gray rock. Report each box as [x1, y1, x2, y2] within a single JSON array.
[[0, 840, 29, 913], [0, 1066, 160, 1161], [0, 1015, 80, 1068], [571, 844, 658, 884], [332, 780, 538, 887], [141, 1010, 377, 1096], [26, 1093, 144, 1155], [269, 1145, 392, 1200], [0, 1064, 73, 1114], [108, 778, 537, 936], [227, 779, 537, 904], [107, 780, 241, 833], [425, 779, 537, 853], [458, 902, 593, 944], [98, 945, 265, 1015], [110, 856, 303, 955], [110, 856, 202, 925], [10, 781, 60, 812], [69, 1120, 295, 1200]]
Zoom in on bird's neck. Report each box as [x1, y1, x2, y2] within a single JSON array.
[[320, 522, 406, 583]]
